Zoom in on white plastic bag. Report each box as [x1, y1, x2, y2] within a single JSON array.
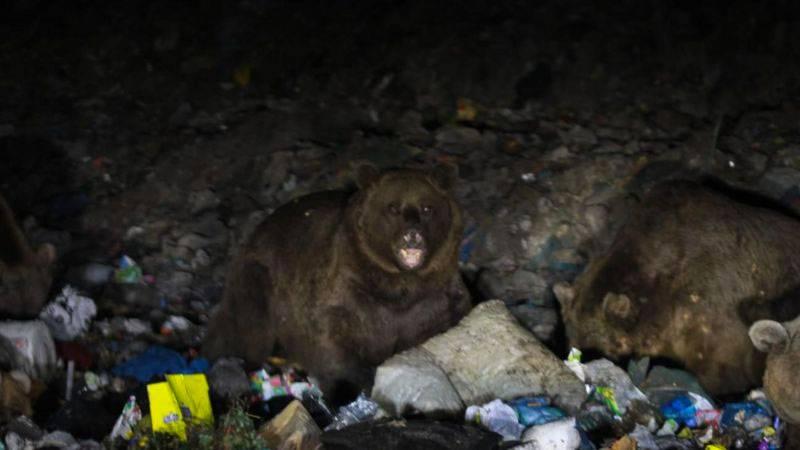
[[0, 320, 56, 380], [39, 285, 97, 341]]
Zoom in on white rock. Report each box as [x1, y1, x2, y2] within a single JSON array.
[[372, 348, 464, 417]]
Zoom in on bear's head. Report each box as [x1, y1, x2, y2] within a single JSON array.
[[349, 163, 462, 275], [749, 317, 800, 424]]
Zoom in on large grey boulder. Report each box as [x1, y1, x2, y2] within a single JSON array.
[[373, 300, 586, 417]]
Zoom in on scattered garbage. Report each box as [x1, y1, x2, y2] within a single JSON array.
[[83, 371, 108, 391], [721, 402, 773, 432], [148, 380, 188, 440], [110, 396, 142, 441], [519, 417, 581, 450], [565, 347, 585, 382], [583, 359, 653, 418], [509, 396, 567, 427], [258, 399, 322, 450], [640, 364, 712, 407], [120, 317, 151, 336], [0, 320, 56, 380], [373, 300, 586, 417], [661, 393, 719, 428], [465, 398, 524, 441], [78, 263, 114, 287], [166, 373, 213, 426], [160, 315, 192, 336], [114, 255, 143, 284], [112, 345, 209, 382], [629, 423, 659, 449], [250, 367, 321, 403], [325, 393, 382, 431], [208, 357, 251, 400], [39, 285, 97, 341]]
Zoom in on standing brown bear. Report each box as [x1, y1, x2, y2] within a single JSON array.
[[556, 180, 800, 396], [203, 164, 471, 403]]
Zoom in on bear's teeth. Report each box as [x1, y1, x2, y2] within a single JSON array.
[[400, 248, 423, 268]]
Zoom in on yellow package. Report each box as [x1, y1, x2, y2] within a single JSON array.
[[166, 373, 213, 426], [147, 382, 186, 441]]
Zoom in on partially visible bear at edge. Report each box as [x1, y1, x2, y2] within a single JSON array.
[[203, 165, 471, 404], [0, 193, 56, 318], [750, 318, 800, 449], [556, 180, 800, 396]]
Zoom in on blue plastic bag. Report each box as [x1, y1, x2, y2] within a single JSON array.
[[509, 396, 566, 427], [721, 402, 772, 432], [660, 395, 698, 427], [112, 345, 209, 382]]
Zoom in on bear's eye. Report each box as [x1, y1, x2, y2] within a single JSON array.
[[388, 203, 400, 214], [421, 205, 433, 216]]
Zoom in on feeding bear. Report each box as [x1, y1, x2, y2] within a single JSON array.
[[556, 180, 800, 395], [203, 164, 471, 404]]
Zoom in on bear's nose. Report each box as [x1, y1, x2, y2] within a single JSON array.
[[403, 229, 424, 248], [403, 206, 421, 225]]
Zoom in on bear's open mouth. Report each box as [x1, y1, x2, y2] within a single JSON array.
[[397, 247, 425, 269]]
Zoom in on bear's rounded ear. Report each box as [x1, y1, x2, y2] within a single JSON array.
[[602, 292, 638, 323], [353, 162, 380, 189], [749, 320, 790, 354], [430, 163, 459, 191]]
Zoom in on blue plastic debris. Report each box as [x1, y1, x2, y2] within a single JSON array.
[[509, 396, 567, 426], [721, 402, 773, 432], [660, 393, 717, 428], [112, 346, 208, 382]]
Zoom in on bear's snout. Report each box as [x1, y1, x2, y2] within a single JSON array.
[[396, 229, 427, 270], [402, 229, 425, 248]]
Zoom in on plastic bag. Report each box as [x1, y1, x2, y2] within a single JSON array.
[[594, 386, 622, 416], [112, 345, 208, 382], [110, 396, 142, 441], [465, 399, 524, 441], [114, 255, 143, 284], [39, 286, 96, 341], [325, 393, 380, 431], [166, 373, 213, 426], [720, 402, 772, 432], [509, 397, 566, 427], [565, 347, 586, 382], [0, 320, 56, 380], [250, 368, 320, 402], [148, 381, 186, 441], [661, 393, 718, 428]]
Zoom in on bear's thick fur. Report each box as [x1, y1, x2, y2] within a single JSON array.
[[203, 165, 471, 403], [556, 181, 800, 395], [0, 194, 55, 318], [749, 318, 800, 448]]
